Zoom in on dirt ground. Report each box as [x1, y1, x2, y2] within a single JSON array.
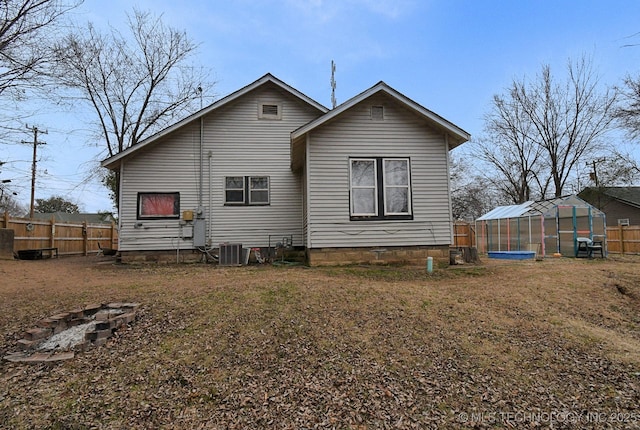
[[0, 254, 639, 429]]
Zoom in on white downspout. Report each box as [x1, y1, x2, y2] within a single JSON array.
[[208, 150, 213, 246], [199, 117, 204, 209], [445, 134, 453, 245]]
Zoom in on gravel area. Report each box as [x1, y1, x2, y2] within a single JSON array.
[[37, 321, 97, 351]]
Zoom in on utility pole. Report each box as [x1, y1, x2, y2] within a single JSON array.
[[587, 158, 605, 188], [22, 125, 47, 218]]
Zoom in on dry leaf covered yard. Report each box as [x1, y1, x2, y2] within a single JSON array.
[[1, 255, 639, 429]]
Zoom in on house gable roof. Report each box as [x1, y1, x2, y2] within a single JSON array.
[[291, 81, 470, 148], [591, 186, 640, 208], [101, 73, 328, 170]]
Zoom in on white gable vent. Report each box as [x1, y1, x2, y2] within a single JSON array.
[[371, 105, 384, 120], [618, 218, 630, 226], [259, 102, 282, 119]]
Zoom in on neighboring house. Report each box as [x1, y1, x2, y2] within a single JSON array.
[[101, 74, 470, 265], [578, 187, 640, 226], [31, 212, 116, 224]]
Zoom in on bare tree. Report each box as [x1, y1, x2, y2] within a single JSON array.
[[54, 9, 213, 157], [478, 56, 617, 200], [52, 9, 214, 208], [0, 177, 25, 215], [589, 152, 640, 187], [515, 57, 617, 197], [449, 152, 502, 220], [0, 0, 82, 159], [615, 74, 640, 140], [0, 0, 82, 97], [475, 89, 549, 204]]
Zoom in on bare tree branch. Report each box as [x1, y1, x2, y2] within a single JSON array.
[[614, 74, 640, 141], [52, 8, 215, 208], [0, 0, 82, 96], [476, 55, 616, 200], [54, 8, 214, 155]]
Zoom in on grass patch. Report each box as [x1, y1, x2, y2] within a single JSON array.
[[1, 256, 640, 428]]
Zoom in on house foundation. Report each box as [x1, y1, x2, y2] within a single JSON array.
[[118, 245, 450, 266], [118, 249, 205, 264], [306, 245, 450, 267]]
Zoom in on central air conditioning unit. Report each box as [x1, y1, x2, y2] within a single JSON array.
[[219, 243, 243, 266]]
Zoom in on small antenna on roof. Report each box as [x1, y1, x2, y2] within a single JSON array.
[[196, 85, 203, 110], [330, 60, 337, 109]]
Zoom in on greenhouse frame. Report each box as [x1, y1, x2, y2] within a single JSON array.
[[475, 195, 606, 257]]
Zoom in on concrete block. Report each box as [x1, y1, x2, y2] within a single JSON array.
[[83, 304, 102, 314], [52, 320, 68, 334], [69, 308, 86, 319], [50, 313, 71, 322], [37, 318, 57, 328], [24, 327, 51, 341], [87, 328, 112, 341], [17, 339, 35, 350]]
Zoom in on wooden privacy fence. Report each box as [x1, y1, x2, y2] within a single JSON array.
[[453, 221, 640, 256], [452, 222, 476, 248], [1, 213, 118, 257], [605, 225, 640, 255]]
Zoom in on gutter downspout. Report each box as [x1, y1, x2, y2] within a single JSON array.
[[199, 117, 204, 210], [444, 134, 453, 245], [208, 150, 213, 246]]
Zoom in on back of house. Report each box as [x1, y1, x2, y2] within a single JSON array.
[[102, 74, 469, 265]]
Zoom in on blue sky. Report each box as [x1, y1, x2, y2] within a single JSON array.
[[3, 0, 640, 213]]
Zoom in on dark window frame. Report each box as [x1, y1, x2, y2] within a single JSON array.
[[137, 192, 180, 220], [349, 157, 413, 221], [224, 176, 270, 206]]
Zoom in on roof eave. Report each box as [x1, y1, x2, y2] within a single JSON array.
[[291, 82, 470, 146], [101, 73, 328, 169]]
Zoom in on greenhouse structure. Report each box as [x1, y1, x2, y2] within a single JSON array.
[[475, 195, 606, 258]]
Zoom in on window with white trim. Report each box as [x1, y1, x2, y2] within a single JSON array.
[[349, 158, 412, 220], [225, 176, 270, 205], [350, 159, 378, 216], [249, 176, 269, 204], [225, 177, 245, 204]]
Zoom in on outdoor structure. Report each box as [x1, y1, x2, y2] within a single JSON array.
[[578, 187, 640, 227], [475, 195, 606, 258], [101, 73, 470, 265]]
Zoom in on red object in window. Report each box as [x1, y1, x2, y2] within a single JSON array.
[[141, 194, 177, 216]]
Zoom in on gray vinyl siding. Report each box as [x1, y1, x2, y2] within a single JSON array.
[[306, 93, 453, 248], [118, 84, 321, 251], [118, 123, 202, 251]]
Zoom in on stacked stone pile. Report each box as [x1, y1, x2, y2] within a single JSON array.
[[4, 302, 140, 363]]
